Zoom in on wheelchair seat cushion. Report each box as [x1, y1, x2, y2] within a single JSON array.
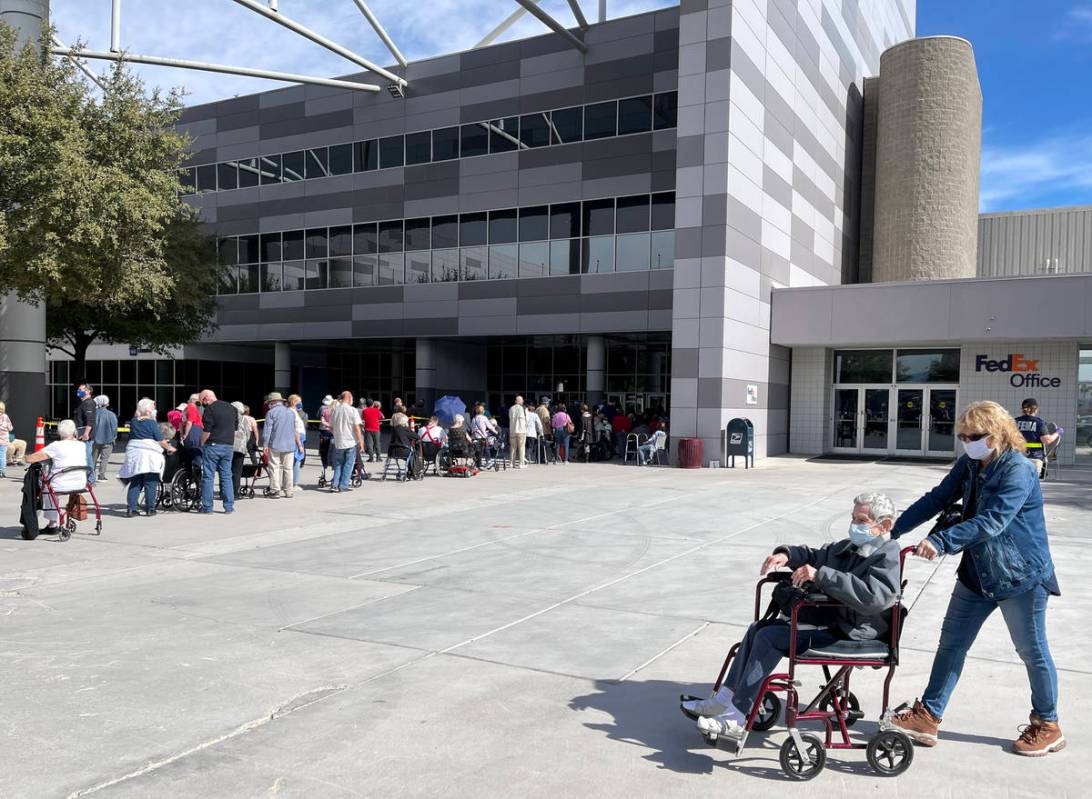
[[801, 639, 890, 660]]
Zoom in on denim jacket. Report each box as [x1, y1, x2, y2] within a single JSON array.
[[891, 449, 1054, 600]]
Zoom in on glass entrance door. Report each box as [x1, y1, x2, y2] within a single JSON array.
[[896, 389, 924, 453], [862, 389, 890, 452], [833, 387, 890, 453], [833, 389, 858, 450], [927, 389, 957, 456]]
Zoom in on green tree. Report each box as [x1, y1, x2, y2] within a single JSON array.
[[0, 24, 221, 382]]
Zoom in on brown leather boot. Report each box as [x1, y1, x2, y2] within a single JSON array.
[[1013, 712, 1066, 757], [889, 699, 941, 746]]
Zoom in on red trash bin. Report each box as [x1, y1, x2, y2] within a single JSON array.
[[677, 437, 704, 469]]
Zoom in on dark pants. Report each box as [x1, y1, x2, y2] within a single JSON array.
[[127, 474, 159, 513], [364, 430, 381, 461], [724, 621, 837, 716], [232, 451, 244, 497]]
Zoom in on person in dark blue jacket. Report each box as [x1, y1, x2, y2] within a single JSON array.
[[889, 401, 1064, 757]]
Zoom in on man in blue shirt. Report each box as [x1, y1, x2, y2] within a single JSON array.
[[1015, 398, 1058, 478], [91, 395, 118, 482], [261, 392, 302, 498]]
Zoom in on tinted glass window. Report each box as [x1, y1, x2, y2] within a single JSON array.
[[433, 127, 459, 161], [618, 96, 652, 135], [489, 209, 518, 244], [583, 198, 615, 236], [651, 192, 675, 230], [238, 235, 259, 264], [282, 230, 305, 261], [305, 228, 328, 259], [550, 203, 580, 239], [305, 148, 329, 179], [490, 117, 520, 153], [405, 131, 431, 165], [179, 167, 195, 193], [432, 215, 459, 249], [379, 135, 404, 168], [353, 223, 377, 255], [550, 106, 582, 145], [835, 350, 893, 383], [519, 206, 549, 241], [260, 232, 282, 263], [237, 157, 259, 188], [378, 220, 404, 252], [217, 162, 238, 191], [519, 112, 550, 148], [218, 238, 238, 266], [460, 212, 487, 246], [328, 143, 353, 175], [584, 101, 617, 140], [616, 195, 650, 233], [282, 151, 305, 181], [405, 218, 431, 251], [461, 123, 489, 157], [329, 225, 352, 257], [258, 154, 281, 184], [896, 350, 960, 383], [196, 164, 216, 192], [354, 140, 378, 171], [653, 91, 678, 130]]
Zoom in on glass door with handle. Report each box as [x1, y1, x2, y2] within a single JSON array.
[[927, 389, 957, 457], [895, 389, 924, 454], [832, 387, 890, 453]]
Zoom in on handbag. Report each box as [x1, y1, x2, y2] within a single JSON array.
[[565, 421, 574, 434], [771, 580, 835, 626], [66, 493, 89, 521]]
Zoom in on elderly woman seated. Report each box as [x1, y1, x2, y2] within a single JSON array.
[[683, 492, 902, 740], [25, 419, 89, 531]]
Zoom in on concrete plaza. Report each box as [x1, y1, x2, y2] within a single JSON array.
[[1, 454, 1087, 797]]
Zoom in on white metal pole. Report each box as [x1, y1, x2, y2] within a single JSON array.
[[512, 0, 587, 52], [268, 0, 277, 9], [475, 2, 537, 49], [51, 48, 382, 92], [598, 0, 606, 23], [52, 35, 110, 91], [230, 0, 406, 86], [110, 0, 121, 52], [566, 0, 589, 30], [351, 0, 407, 67]]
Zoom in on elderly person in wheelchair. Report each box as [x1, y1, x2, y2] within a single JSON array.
[[683, 492, 901, 740]]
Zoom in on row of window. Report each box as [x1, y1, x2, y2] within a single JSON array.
[[181, 92, 678, 194], [834, 349, 961, 385]]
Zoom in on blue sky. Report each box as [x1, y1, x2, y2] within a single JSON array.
[[48, 1, 1092, 214]]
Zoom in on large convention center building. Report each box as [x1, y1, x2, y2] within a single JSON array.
[[48, 1, 1092, 466]]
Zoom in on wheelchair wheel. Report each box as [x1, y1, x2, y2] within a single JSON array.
[[752, 692, 782, 732], [779, 733, 826, 781], [172, 471, 197, 511], [159, 489, 174, 510], [59, 524, 72, 542], [351, 473, 363, 488], [820, 691, 861, 727], [65, 518, 77, 533], [867, 730, 913, 777]]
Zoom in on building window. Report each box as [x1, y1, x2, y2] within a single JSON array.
[[405, 131, 431, 166], [651, 231, 674, 270], [282, 151, 305, 181], [653, 91, 678, 130], [550, 239, 581, 275], [835, 350, 893, 384], [583, 198, 615, 236], [651, 191, 675, 230], [551, 106, 583, 144], [616, 194, 650, 233], [618, 96, 652, 135], [282, 230, 305, 261], [615, 233, 650, 272], [433, 127, 460, 161], [259, 154, 281, 184], [237, 157, 260, 188], [459, 212, 487, 247], [519, 112, 550, 148], [328, 143, 353, 175], [432, 215, 459, 249], [237, 234, 259, 265], [489, 117, 521, 153], [217, 161, 238, 191], [431, 249, 459, 282], [354, 140, 378, 171], [461, 123, 489, 158], [379, 135, 404, 169], [584, 101, 618, 140], [582, 236, 615, 273], [519, 206, 549, 242], [550, 203, 580, 239], [896, 349, 960, 383], [519, 242, 549, 278], [196, 164, 216, 192], [488, 209, 518, 244], [329, 226, 352, 257], [305, 228, 328, 259], [404, 218, 431, 251]]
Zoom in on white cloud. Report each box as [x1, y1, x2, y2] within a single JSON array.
[[50, 0, 676, 105], [980, 134, 1092, 211]]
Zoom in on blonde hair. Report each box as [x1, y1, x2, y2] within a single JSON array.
[[958, 401, 1026, 454]]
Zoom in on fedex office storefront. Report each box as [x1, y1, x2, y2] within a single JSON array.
[[771, 275, 1092, 466]]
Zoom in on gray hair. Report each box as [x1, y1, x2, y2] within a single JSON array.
[[94, 394, 109, 407], [853, 492, 897, 522], [391, 412, 408, 427], [57, 419, 77, 439], [136, 397, 156, 417]]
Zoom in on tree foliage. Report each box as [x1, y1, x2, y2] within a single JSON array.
[[0, 24, 221, 378]]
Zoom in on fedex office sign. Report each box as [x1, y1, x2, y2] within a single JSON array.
[[975, 353, 1061, 388]]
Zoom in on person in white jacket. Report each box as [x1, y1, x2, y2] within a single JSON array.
[[508, 396, 529, 469], [525, 402, 544, 464], [119, 398, 176, 517]]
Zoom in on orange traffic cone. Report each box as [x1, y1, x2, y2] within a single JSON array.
[[34, 416, 45, 452]]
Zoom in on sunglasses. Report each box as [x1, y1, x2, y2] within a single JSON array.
[[957, 431, 989, 443]]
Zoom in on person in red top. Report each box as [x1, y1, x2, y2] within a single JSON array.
[[362, 400, 384, 462], [611, 412, 633, 458]]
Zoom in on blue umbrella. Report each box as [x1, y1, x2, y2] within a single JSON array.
[[433, 395, 466, 427]]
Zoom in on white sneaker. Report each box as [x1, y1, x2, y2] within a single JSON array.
[[697, 706, 747, 739], [681, 696, 731, 718]]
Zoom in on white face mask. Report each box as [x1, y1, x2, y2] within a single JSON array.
[[962, 437, 994, 460]]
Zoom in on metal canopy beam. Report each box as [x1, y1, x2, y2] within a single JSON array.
[[599, 0, 607, 23], [566, 0, 589, 30], [512, 0, 587, 52], [230, 0, 406, 86], [52, 36, 110, 92], [51, 48, 382, 92], [475, 1, 538, 49], [110, 0, 121, 52], [351, 0, 407, 67]]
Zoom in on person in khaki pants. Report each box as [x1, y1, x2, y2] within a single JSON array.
[[508, 395, 528, 468], [261, 392, 301, 497]]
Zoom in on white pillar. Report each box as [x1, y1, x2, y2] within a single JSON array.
[[274, 342, 291, 393], [586, 335, 605, 405]]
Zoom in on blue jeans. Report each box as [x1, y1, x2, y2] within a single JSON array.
[[724, 621, 837, 716], [127, 474, 159, 513], [0, 442, 7, 475], [85, 439, 95, 484], [201, 442, 235, 512], [555, 430, 569, 461], [293, 454, 302, 487], [923, 580, 1058, 721], [637, 442, 655, 464], [330, 446, 354, 490]]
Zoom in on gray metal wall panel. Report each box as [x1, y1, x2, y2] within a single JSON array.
[[977, 206, 1092, 277]]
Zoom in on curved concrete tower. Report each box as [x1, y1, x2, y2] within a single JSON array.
[[872, 36, 981, 282]]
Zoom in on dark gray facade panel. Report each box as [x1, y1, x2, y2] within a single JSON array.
[[407, 72, 465, 97], [352, 201, 407, 223], [217, 295, 260, 312], [459, 60, 523, 90], [218, 110, 261, 133], [259, 101, 307, 125], [706, 38, 732, 72], [579, 291, 653, 313], [584, 132, 655, 161], [584, 73, 654, 103], [404, 178, 460, 201], [352, 319, 403, 337], [460, 42, 522, 71], [403, 317, 460, 336], [459, 97, 522, 124], [671, 347, 698, 378], [696, 377, 723, 408], [518, 276, 581, 297], [458, 280, 520, 300], [517, 86, 587, 113], [650, 170, 676, 192], [582, 154, 653, 181], [762, 165, 793, 209], [648, 289, 673, 310], [518, 144, 585, 170], [259, 109, 354, 140]]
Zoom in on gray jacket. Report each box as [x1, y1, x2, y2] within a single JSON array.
[[773, 538, 901, 641]]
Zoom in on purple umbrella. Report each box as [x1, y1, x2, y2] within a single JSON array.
[[434, 395, 466, 427]]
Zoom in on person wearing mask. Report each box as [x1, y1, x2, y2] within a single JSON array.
[[197, 389, 238, 514], [329, 391, 365, 493], [91, 395, 118, 482], [508, 395, 528, 469], [261, 393, 300, 498], [362, 400, 383, 463], [119, 398, 175, 518], [1014, 398, 1059, 478], [181, 393, 204, 449], [0, 401, 12, 478], [25, 419, 89, 530], [686, 493, 901, 741], [551, 404, 573, 464], [888, 401, 1064, 756], [73, 383, 98, 485]]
